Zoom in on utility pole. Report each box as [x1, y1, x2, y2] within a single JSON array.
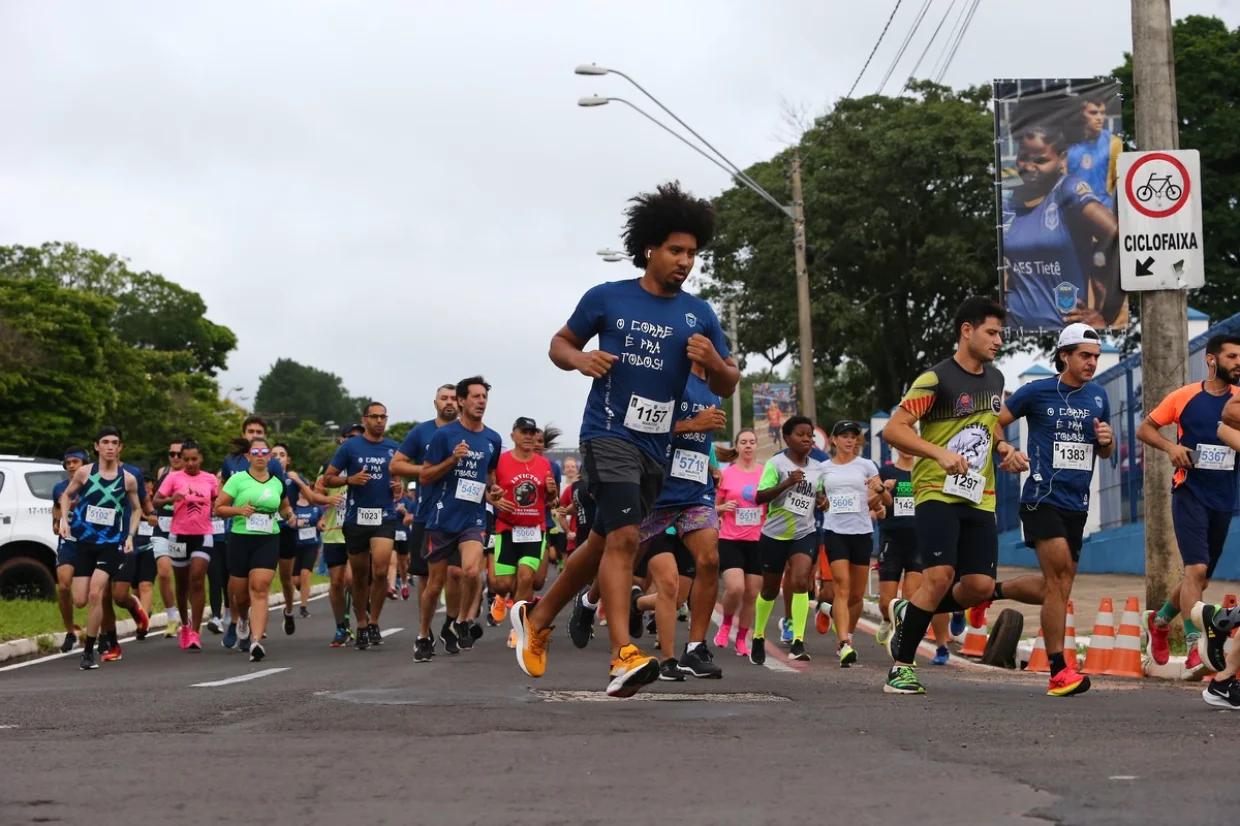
[[729, 302, 744, 434], [1133, 0, 1186, 623], [790, 152, 817, 422]]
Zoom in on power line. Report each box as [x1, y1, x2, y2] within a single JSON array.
[[929, 0, 972, 81], [935, 0, 981, 83], [846, 1, 905, 98], [900, 0, 958, 95], [875, 0, 935, 96]]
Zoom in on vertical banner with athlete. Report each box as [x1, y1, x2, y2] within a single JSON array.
[[752, 382, 796, 451], [994, 78, 1127, 333]]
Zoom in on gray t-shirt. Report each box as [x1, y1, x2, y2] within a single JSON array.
[[821, 456, 880, 535]]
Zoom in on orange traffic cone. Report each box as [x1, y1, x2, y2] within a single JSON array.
[[1104, 596, 1144, 678], [960, 604, 989, 657], [1064, 601, 1078, 666], [1026, 628, 1050, 672], [1082, 597, 1115, 675]]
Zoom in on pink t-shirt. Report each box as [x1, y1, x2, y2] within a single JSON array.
[[158, 470, 219, 536], [718, 463, 766, 542]]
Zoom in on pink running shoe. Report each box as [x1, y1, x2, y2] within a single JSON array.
[[714, 626, 732, 649], [1144, 610, 1170, 665], [188, 630, 202, 650], [735, 634, 750, 658], [178, 625, 192, 650]]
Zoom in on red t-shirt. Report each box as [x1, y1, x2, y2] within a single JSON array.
[[560, 485, 578, 550], [495, 451, 553, 531]]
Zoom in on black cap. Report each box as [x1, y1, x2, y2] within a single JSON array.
[[343, 422, 364, 435], [832, 420, 864, 437], [513, 417, 538, 432]]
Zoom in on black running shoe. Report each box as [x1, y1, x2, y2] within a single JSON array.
[[79, 650, 98, 670], [646, 615, 658, 636], [568, 589, 596, 649], [1192, 602, 1229, 673], [440, 620, 460, 655], [629, 585, 644, 639], [60, 632, 77, 654], [368, 624, 384, 646], [355, 628, 370, 650], [283, 611, 295, 636], [455, 621, 473, 651], [789, 640, 811, 662], [468, 621, 483, 641], [659, 658, 685, 681], [1203, 676, 1240, 710], [678, 644, 723, 679], [750, 636, 767, 665], [299, 605, 311, 619], [413, 636, 434, 663], [249, 642, 266, 662]]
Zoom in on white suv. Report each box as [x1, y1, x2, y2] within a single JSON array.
[[0, 456, 67, 600]]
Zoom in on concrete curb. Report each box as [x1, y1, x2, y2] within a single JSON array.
[[0, 583, 331, 664]]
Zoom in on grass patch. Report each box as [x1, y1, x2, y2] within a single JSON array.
[[0, 573, 329, 643]]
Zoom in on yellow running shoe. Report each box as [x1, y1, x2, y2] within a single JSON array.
[[511, 601, 551, 677], [164, 619, 180, 639], [607, 644, 660, 698]]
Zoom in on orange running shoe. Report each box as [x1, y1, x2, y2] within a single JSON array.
[[510, 601, 551, 677], [491, 596, 507, 624], [101, 643, 122, 662], [815, 601, 832, 635], [606, 644, 660, 698]]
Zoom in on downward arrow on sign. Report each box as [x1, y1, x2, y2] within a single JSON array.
[[1136, 257, 1155, 276]]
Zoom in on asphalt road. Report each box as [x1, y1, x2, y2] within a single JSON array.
[[1, 587, 1235, 826]]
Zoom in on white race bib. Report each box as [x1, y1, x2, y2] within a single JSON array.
[[85, 505, 115, 527], [167, 541, 188, 560], [623, 393, 674, 434], [942, 470, 985, 504], [486, 533, 496, 549], [395, 530, 407, 542], [137, 522, 154, 537], [298, 526, 316, 541], [1053, 441, 1094, 471], [827, 492, 860, 514], [512, 525, 543, 544], [735, 507, 762, 526], [784, 473, 818, 517], [893, 497, 915, 518], [211, 518, 226, 534], [1196, 443, 1237, 471], [356, 507, 382, 527], [670, 448, 708, 485], [245, 513, 273, 532], [455, 479, 485, 504], [157, 516, 173, 532]]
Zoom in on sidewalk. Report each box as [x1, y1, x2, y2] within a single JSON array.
[[995, 566, 1240, 633]]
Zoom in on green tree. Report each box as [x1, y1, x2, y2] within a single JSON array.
[[704, 82, 995, 419], [253, 358, 368, 433], [0, 242, 237, 375], [1114, 15, 1240, 323], [386, 420, 418, 445], [276, 419, 339, 478]]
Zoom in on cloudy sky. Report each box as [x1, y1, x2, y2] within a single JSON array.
[[3, 1, 1236, 443]]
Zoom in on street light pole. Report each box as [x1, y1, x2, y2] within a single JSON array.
[[577, 66, 817, 421]]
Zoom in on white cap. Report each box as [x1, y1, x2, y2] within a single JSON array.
[[1056, 323, 1101, 350]]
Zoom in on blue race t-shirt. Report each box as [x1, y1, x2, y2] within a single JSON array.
[[398, 419, 443, 525], [655, 372, 721, 510], [545, 458, 562, 529], [293, 504, 323, 545], [329, 436, 401, 525], [53, 478, 76, 547], [423, 420, 503, 534], [1005, 376, 1110, 512], [566, 279, 729, 462], [1067, 130, 1118, 211], [1149, 382, 1240, 512], [1003, 174, 1102, 330]]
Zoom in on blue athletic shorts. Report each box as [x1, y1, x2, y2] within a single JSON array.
[[1172, 487, 1233, 577]]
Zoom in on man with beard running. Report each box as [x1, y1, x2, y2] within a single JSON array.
[[880, 297, 1027, 695], [323, 402, 402, 649], [511, 181, 738, 697], [391, 385, 474, 651], [1137, 334, 1240, 677], [414, 376, 504, 663]]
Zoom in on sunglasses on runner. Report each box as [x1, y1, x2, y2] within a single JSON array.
[[168, 451, 181, 458], [249, 447, 271, 456]]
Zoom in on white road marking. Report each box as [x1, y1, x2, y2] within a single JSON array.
[[380, 627, 404, 637], [531, 689, 789, 703], [1109, 775, 1138, 781], [0, 724, 19, 729], [192, 668, 290, 687]]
